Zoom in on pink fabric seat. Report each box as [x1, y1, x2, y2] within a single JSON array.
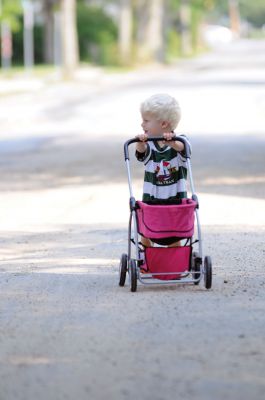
[[136, 199, 197, 239]]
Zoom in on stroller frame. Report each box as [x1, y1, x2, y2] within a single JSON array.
[[119, 136, 212, 292]]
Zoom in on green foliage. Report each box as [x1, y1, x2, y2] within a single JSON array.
[[169, 0, 180, 12], [205, 0, 265, 27], [12, 19, 44, 65], [166, 29, 181, 61], [77, 1, 118, 65], [1, 0, 44, 65], [0, 0, 22, 32], [191, 4, 204, 51], [170, 0, 215, 11], [33, 24, 45, 64], [239, 0, 265, 27], [169, 0, 212, 55], [191, 0, 215, 10]]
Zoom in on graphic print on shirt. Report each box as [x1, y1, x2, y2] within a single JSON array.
[[155, 160, 177, 184]]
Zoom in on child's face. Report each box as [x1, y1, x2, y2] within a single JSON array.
[[141, 112, 167, 136]]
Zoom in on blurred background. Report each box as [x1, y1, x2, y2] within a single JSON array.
[[0, 0, 265, 230], [1, 0, 265, 76], [0, 1, 265, 227], [0, 0, 265, 226], [1, 3, 265, 399]]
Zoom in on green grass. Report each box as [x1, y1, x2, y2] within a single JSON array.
[[101, 65, 135, 73], [0, 63, 135, 81], [0, 64, 57, 79], [248, 29, 265, 39]]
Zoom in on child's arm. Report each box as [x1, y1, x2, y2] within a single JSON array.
[[135, 133, 148, 153]]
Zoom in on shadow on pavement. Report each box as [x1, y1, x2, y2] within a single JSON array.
[[0, 224, 264, 279], [0, 133, 264, 199]]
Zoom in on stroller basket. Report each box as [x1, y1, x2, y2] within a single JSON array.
[[136, 199, 197, 239], [142, 246, 192, 280]]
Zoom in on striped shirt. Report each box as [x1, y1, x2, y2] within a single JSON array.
[[136, 136, 191, 202]]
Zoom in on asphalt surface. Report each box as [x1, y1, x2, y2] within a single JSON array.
[[0, 39, 265, 400]]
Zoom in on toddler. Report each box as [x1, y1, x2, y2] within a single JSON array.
[[135, 93, 191, 247]]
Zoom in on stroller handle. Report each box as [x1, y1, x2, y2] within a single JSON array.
[[124, 136, 191, 161]]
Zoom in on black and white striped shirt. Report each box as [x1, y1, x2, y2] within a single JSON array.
[[136, 135, 191, 202]]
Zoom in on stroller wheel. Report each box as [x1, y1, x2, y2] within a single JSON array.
[[204, 256, 212, 289], [119, 253, 128, 287], [192, 252, 201, 285], [129, 259, 137, 292]]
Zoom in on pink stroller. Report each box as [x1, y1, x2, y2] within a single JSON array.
[[119, 136, 212, 292]]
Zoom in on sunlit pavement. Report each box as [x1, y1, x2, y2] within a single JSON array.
[[1, 39, 265, 139], [0, 39, 264, 231], [0, 39, 265, 400]]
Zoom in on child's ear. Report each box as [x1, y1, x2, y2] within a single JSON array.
[[161, 121, 170, 129]]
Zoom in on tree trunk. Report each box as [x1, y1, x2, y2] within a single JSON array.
[[43, 1, 54, 64], [179, 0, 192, 56], [60, 0, 79, 78], [119, 0, 132, 65], [228, 0, 241, 36], [23, 0, 34, 69], [136, 0, 166, 63], [1, 22, 12, 69]]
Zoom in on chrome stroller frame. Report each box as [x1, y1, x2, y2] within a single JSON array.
[[119, 136, 212, 292]]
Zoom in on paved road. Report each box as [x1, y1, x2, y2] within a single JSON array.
[[0, 39, 265, 400]]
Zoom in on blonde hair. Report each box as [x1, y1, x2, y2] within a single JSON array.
[[140, 93, 181, 130]]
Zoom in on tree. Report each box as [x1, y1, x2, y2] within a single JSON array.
[[41, 0, 58, 64], [228, 0, 240, 35], [136, 0, 166, 63], [236, 0, 265, 28], [203, 0, 265, 29], [0, 0, 22, 68], [179, 0, 192, 56], [77, 2, 118, 65], [60, 0, 79, 77], [190, 0, 215, 52], [119, 0, 132, 65], [0, 0, 22, 31], [168, 0, 212, 57]]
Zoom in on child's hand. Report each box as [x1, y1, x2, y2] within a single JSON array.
[[163, 132, 184, 152], [162, 132, 175, 145], [136, 133, 148, 142], [135, 133, 148, 153]]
